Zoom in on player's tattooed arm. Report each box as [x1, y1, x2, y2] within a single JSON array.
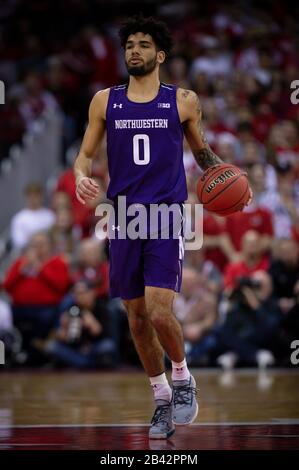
[[193, 147, 223, 171], [179, 89, 223, 171]]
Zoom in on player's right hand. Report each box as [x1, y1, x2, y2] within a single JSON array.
[[76, 176, 100, 205]]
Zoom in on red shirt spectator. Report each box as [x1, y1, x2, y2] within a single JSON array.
[[224, 257, 269, 290], [4, 255, 70, 305], [73, 238, 109, 298], [252, 104, 277, 143], [223, 230, 269, 290], [203, 213, 229, 272], [225, 206, 273, 251], [73, 261, 109, 298], [55, 168, 94, 236], [3, 233, 70, 306]]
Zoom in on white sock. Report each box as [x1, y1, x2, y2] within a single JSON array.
[[171, 358, 191, 381], [149, 373, 172, 402]]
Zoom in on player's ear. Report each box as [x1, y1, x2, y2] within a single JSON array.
[[157, 50, 166, 64]]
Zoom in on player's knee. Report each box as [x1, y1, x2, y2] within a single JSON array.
[[149, 307, 172, 330], [128, 312, 147, 337], [122, 298, 145, 315], [124, 301, 148, 336]]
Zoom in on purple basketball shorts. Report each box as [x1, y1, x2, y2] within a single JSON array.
[[108, 202, 185, 299]]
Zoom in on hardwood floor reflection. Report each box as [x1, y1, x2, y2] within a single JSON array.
[[0, 369, 298, 449]]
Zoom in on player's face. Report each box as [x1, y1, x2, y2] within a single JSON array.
[[125, 32, 160, 76]]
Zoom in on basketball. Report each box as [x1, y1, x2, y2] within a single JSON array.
[[197, 164, 250, 216]]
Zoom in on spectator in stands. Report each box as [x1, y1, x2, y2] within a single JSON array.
[[164, 55, 191, 89], [252, 102, 277, 143], [59, 235, 123, 364], [184, 248, 222, 295], [269, 238, 299, 305], [37, 279, 118, 369], [246, 163, 267, 204], [191, 37, 232, 80], [51, 191, 73, 213], [10, 182, 55, 251], [19, 72, 58, 129], [235, 122, 256, 149], [215, 132, 238, 165], [217, 270, 280, 368], [188, 271, 281, 368], [225, 199, 273, 253], [73, 238, 109, 298], [49, 207, 81, 262], [201, 98, 234, 148], [244, 142, 278, 189], [259, 162, 299, 239], [224, 230, 269, 292], [3, 231, 70, 358], [203, 212, 239, 272], [269, 238, 299, 362], [82, 26, 119, 91], [44, 56, 81, 150], [55, 164, 105, 237], [267, 121, 299, 168]]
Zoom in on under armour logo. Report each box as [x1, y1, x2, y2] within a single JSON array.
[[113, 103, 123, 109], [112, 225, 120, 231]]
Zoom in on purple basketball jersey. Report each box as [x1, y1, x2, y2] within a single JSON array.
[[106, 83, 187, 204]]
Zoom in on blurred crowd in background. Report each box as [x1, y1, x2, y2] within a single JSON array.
[[0, 0, 299, 369]]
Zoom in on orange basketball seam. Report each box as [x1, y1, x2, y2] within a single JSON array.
[[208, 180, 250, 214], [201, 172, 244, 205]]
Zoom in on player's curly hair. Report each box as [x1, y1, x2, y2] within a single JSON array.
[[119, 14, 173, 57]]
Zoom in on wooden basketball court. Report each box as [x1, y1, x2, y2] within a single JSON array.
[[0, 369, 298, 450]]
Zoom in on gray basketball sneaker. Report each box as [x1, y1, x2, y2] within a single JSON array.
[[149, 399, 175, 439], [172, 375, 198, 425]]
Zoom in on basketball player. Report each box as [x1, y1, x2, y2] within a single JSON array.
[[74, 15, 236, 439]]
